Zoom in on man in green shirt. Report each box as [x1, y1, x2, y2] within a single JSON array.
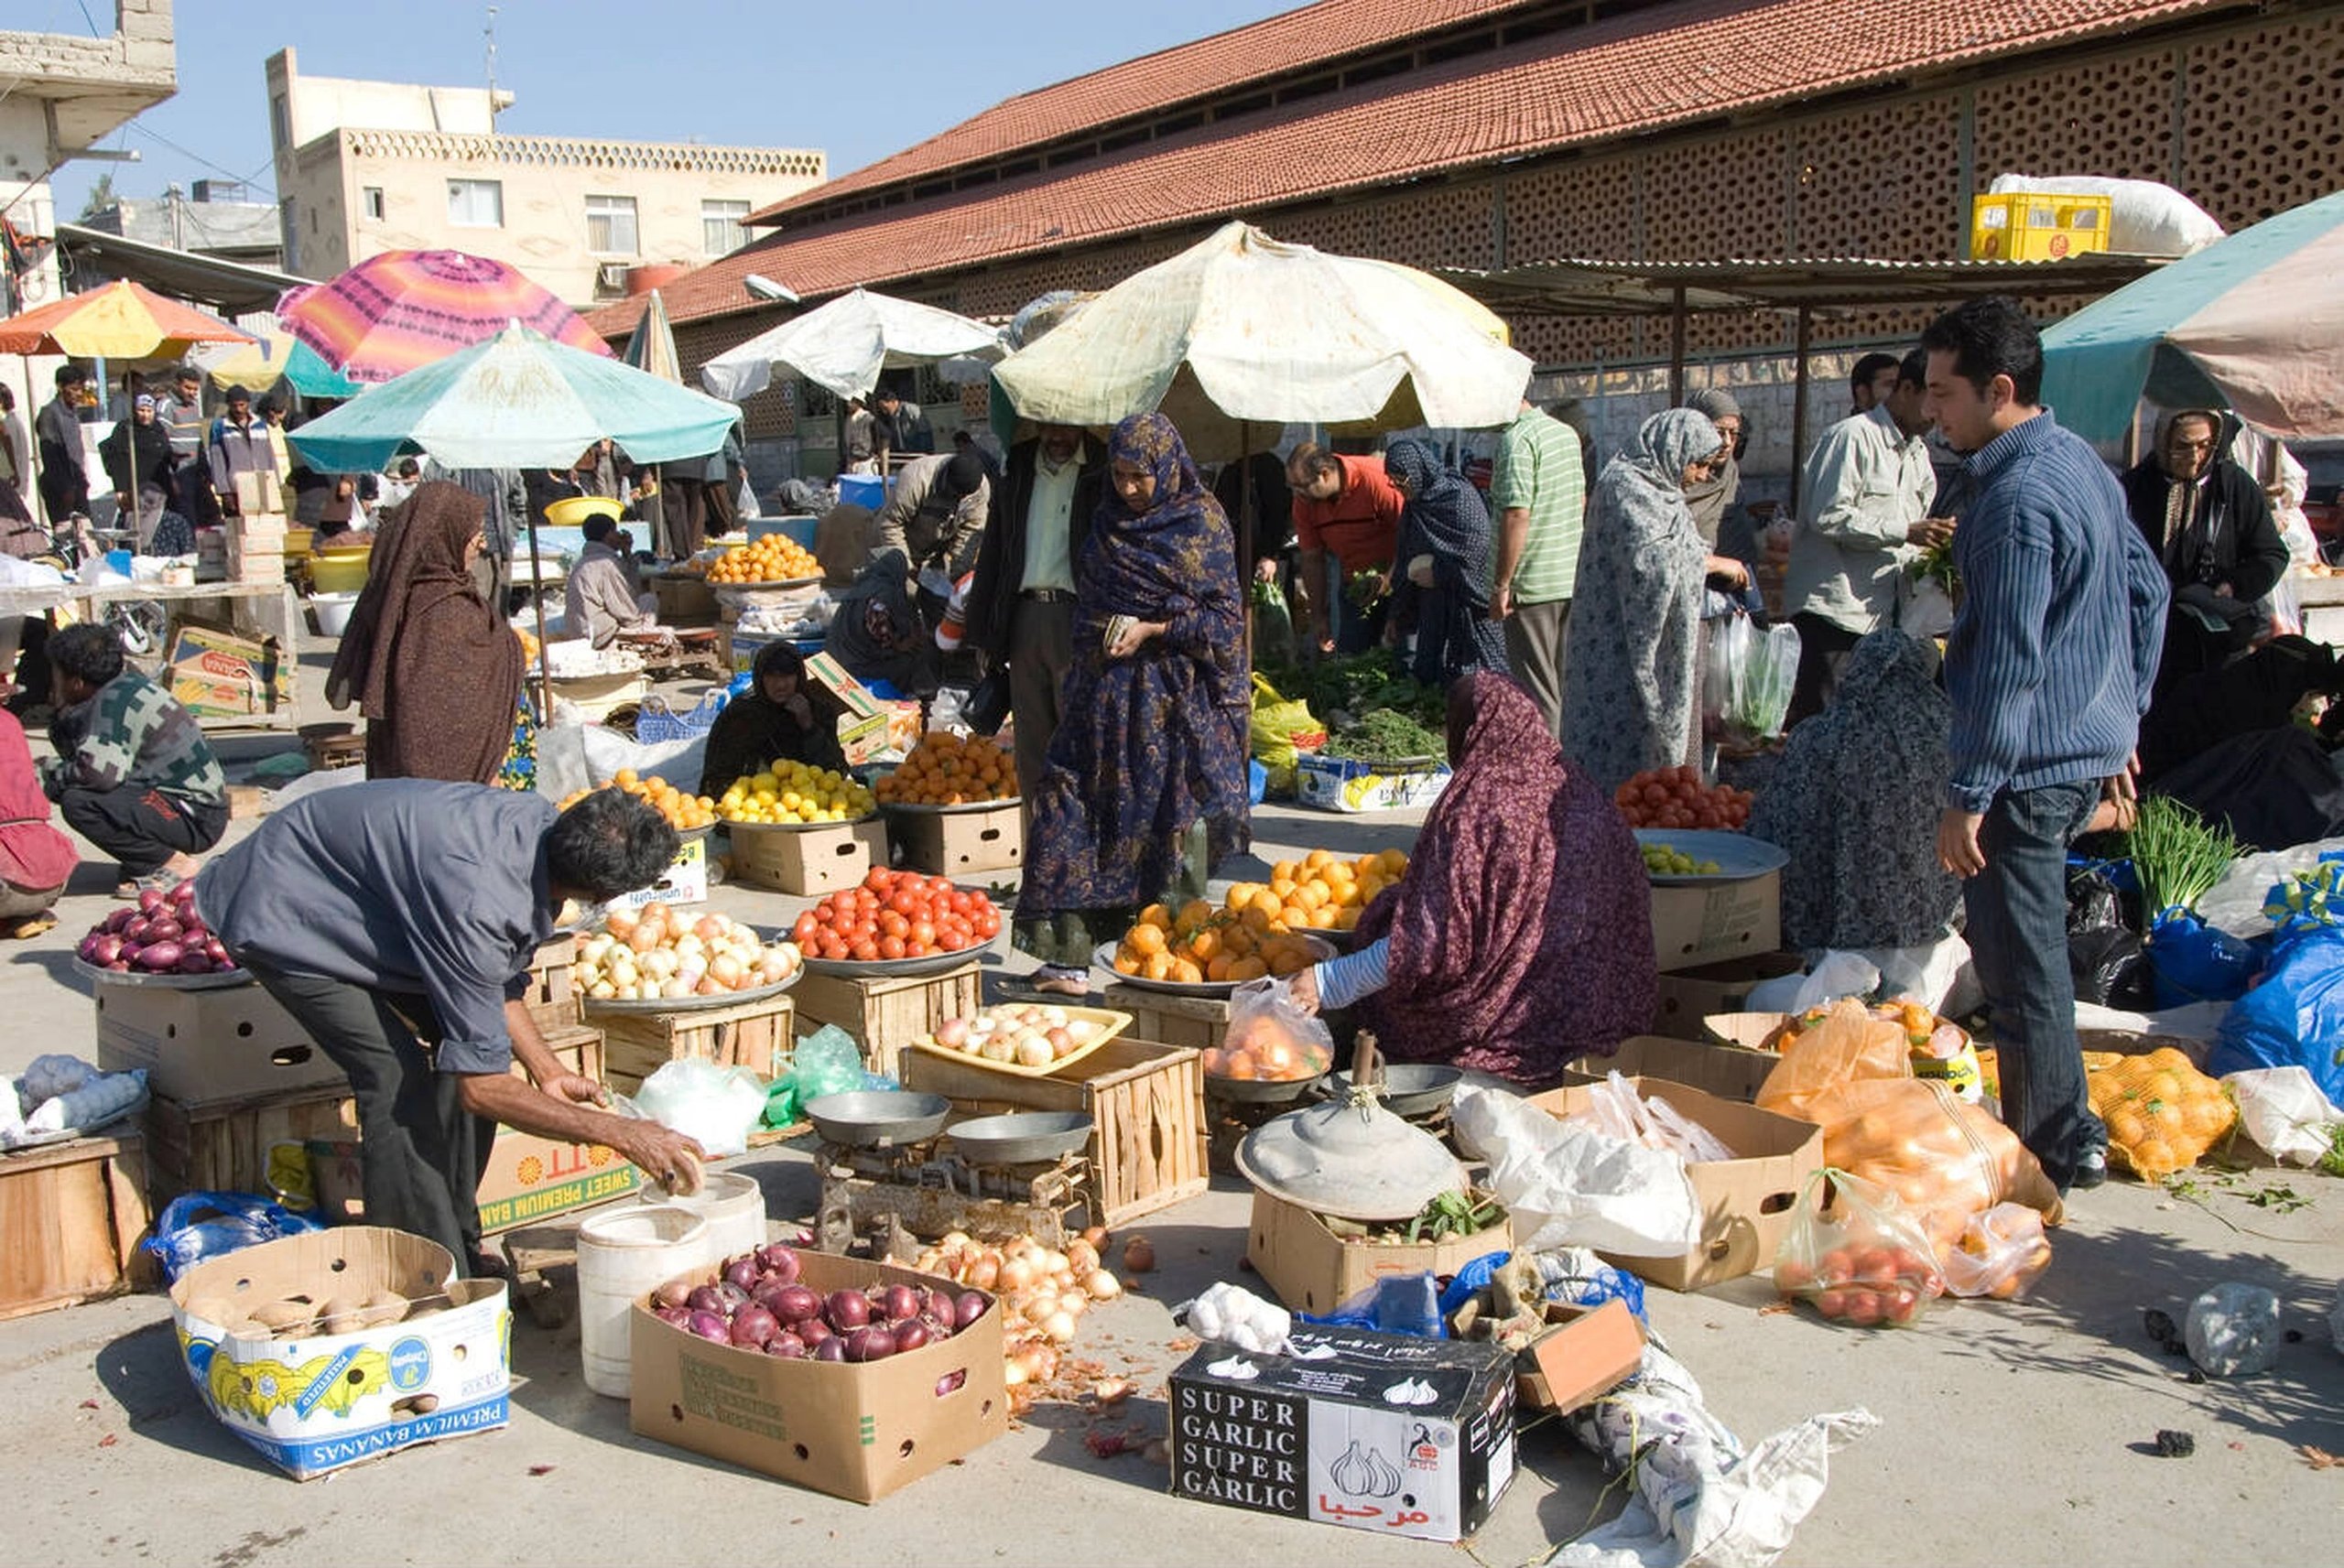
[[1490, 395, 1587, 738], [39, 623, 229, 895]]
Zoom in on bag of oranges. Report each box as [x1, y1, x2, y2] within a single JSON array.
[[2085, 1046, 2235, 1181]]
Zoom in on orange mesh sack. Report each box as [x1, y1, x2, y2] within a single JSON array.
[[2085, 1046, 2236, 1182], [1758, 1000, 2064, 1255]]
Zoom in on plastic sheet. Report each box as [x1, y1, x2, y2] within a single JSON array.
[[1452, 1083, 1703, 1259]]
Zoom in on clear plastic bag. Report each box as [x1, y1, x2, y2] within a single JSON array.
[[1771, 1169, 1945, 1327], [1210, 978, 1335, 1080], [787, 1024, 871, 1103], [632, 1059, 766, 1158], [1567, 1072, 1736, 1162], [1938, 1203, 2053, 1299]]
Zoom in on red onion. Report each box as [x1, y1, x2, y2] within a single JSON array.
[[77, 935, 102, 962], [722, 1256, 761, 1292], [755, 1244, 801, 1282], [102, 909, 134, 935], [764, 1332, 807, 1358], [653, 1305, 691, 1326], [653, 1280, 693, 1311], [123, 917, 151, 945], [177, 950, 213, 975], [824, 1290, 871, 1330], [92, 935, 124, 965], [796, 1317, 832, 1348], [716, 1281, 749, 1309], [686, 1285, 727, 1316], [954, 1291, 990, 1329], [893, 1320, 932, 1354], [145, 917, 183, 945], [136, 888, 166, 916], [203, 937, 230, 965], [770, 1284, 821, 1324], [688, 1311, 732, 1343], [104, 960, 129, 971], [880, 1284, 923, 1322], [935, 1370, 967, 1396], [137, 940, 185, 970], [729, 1304, 778, 1348], [925, 1286, 959, 1323], [812, 1336, 849, 1363], [844, 1326, 895, 1362]]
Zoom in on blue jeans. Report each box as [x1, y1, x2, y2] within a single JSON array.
[[1962, 778, 2104, 1189], [1335, 586, 1388, 654]]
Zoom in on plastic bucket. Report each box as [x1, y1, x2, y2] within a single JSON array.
[[667, 1169, 767, 1268], [310, 591, 358, 636], [575, 1202, 710, 1399], [309, 547, 371, 594]]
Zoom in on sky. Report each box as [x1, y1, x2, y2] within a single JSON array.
[[41, 0, 1301, 220]]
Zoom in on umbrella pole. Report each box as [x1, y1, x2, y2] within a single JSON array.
[[1240, 429, 1255, 670], [527, 513, 554, 722]]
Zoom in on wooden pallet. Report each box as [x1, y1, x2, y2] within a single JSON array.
[[0, 1133, 151, 1321], [1099, 985, 1235, 1053]]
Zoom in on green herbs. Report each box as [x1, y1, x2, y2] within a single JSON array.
[[1911, 538, 1960, 594], [1323, 708, 1447, 762], [2126, 797, 2242, 918], [1344, 568, 1389, 610], [1373, 1190, 1505, 1244]]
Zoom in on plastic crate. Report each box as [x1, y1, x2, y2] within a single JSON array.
[[1970, 192, 2114, 261]]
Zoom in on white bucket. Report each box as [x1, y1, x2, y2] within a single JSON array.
[[310, 591, 358, 637], [575, 1202, 711, 1400], [668, 1170, 767, 1268]]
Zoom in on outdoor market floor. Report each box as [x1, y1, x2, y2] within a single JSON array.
[[4, 649, 2340, 1567]]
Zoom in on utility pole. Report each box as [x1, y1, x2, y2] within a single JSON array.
[[485, 7, 502, 126]]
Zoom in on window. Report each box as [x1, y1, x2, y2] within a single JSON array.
[[447, 178, 504, 228], [269, 93, 289, 152], [278, 197, 298, 271], [701, 199, 751, 255], [585, 193, 638, 254], [362, 186, 385, 221]]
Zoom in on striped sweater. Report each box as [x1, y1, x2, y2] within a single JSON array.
[[1942, 409, 2168, 815]]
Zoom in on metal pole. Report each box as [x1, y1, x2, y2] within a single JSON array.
[[1788, 306, 1813, 516], [526, 511, 553, 719], [1667, 288, 1687, 406], [1239, 427, 1255, 668]]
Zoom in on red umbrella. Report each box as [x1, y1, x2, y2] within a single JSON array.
[[0, 278, 250, 358], [277, 249, 612, 384]]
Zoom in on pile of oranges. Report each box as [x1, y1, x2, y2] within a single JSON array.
[[1224, 848, 1409, 935], [704, 534, 821, 585], [559, 768, 715, 831], [1110, 899, 1324, 986], [875, 730, 1020, 806], [2085, 1046, 2236, 1181]]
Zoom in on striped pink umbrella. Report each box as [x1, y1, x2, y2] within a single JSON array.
[[277, 249, 612, 384]]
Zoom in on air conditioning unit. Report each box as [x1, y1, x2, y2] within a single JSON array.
[[594, 261, 630, 295]]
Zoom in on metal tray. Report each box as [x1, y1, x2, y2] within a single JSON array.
[[878, 794, 1022, 816], [720, 812, 881, 834], [1322, 1064, 1464, 1119], [1205, 1068, 1329, 1105], [1633, 828, 1790, 885], [799, 934, 997, 979], [1091, 934, 1335, 997], [581, 971, 799, 1015], [906, 1005, 1132, 1079], [711, 575, 823, 592], [74, 957, 253, 991], [803, 1090, 953, 1149], [945, 1111, 1094, 1164]]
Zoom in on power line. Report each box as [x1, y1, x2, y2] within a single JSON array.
[[121, 122, 277, 199]]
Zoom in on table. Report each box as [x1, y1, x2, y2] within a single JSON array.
[[2295, 571, 2344, 648], [0, 579, 301, 732]]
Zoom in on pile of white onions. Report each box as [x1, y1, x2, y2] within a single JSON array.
[[577, 903, 800, 1003], [910, 1227, 1126, 1400]]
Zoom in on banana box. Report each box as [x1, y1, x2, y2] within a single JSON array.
[[1295, 754, 1451, 814], [169, 1227, 511, 1480]]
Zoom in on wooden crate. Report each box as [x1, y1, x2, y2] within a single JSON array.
[[731, 818, 888, 894], [0, 1134, 151, 1321], [523, 935, 583, 1032], [887, 803, 1024, 875], [594, 994, 797, 1093], [145, 1083, 359, 1203], [1099, 984, 1234, 1052], [903, 1037, 1208, 1225], [792, 960, 982, 1080]]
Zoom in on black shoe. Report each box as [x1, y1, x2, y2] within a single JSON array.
[[2070, 1145, 2110, 1191]]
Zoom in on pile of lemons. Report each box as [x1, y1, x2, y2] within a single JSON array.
[[717, 759, 875, 826]]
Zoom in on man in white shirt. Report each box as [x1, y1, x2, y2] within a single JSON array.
[[564, 516, 655, 648], [1785, 348, 1948, 724], [966, 426, 1104, 803]]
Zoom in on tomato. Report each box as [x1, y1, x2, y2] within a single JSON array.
[[879, 911, 908, 940], [791, 913, 819, 944], [1814, 1289, 1847, 1319], [1815, 1248, 1855, 1288], [864, 867, 894, 892], [1883, 1284, 1920, 1325], [910, 919, 937, 947], [1851, 1248, 1900, 1289], [1774, 1260, 1815, 1293], [1840, 1290, 1883, 1327], [878, 934, 906, 960], [850, 937, 879, 961]]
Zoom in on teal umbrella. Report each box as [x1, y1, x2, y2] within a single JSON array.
[[287, 319, 739, 472], [2041, 189, 2344, 441], [284, 337, 364, 399]]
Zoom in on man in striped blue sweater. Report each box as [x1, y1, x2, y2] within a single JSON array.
[[1921, 297, 2168, 1195]]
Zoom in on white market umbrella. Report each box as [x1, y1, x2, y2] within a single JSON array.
[[699, 287, 1004, 402], [990, 221, 1531, 459]]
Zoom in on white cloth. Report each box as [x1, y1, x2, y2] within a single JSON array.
[[564, 541, 652, 649], [1786, 405, 1935, 633], [1019, 449, 1083, 592]]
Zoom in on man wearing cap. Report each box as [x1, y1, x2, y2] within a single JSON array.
[[872, 449, 992, 589], [564, 514, 656, 648], [99, 395, 178, 548]]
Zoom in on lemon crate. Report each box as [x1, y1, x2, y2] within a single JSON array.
[[1969, 192, 2113, 261], [1295, 753, 1452, 813]]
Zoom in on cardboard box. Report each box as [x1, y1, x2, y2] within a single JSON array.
[[169, 1227, 510, 1480], [729, 817, 887, 895], [628, 1246, 1007, 1502], [1564, 1033, 1780, 1104], [1246, 1190, 1513, 1315], [1514, 1299, 1645, 1413], [165, 620, 294, 720], [1649, 871, 1781, 973], [1296, 753, 1451, 814], [0, 1133, 150, 1322], [1528, 1076, 1821, 1292], [608, 833, 709, 911], [231, 470, 284, 515], [1652, 951, 1803, 1037], [886, 801, 1023, 875], [473, 1128, 643, 1234], [95, 979, 349, 1108], [1168, 1325, 1515, 1542]]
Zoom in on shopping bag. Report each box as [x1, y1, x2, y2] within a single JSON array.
[[1771, 1168, 1946, 1327]]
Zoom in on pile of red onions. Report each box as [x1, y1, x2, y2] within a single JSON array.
[[77, 881, 235, 977], [646, 1243, 988, 1365]]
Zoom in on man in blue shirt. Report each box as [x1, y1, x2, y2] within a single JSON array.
[[1922, 297, 2167, 1194]]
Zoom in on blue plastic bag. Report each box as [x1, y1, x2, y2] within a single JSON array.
[[1298, 1271, 1446, 1338], [2209, 928, 2344, 1108], [2144, 908, 2263, 1008], [142, 1191, 323, 1283]]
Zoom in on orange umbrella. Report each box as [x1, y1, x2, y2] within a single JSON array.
[[0, 278, 251, 359]]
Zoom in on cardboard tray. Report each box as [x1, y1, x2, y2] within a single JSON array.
[[905, 1005, 1132, 1079]]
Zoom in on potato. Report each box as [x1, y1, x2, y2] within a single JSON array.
[[320, 1294, 366, 1336], [357, 1290, 410, 1329], [251, 1299, 314, 1332]]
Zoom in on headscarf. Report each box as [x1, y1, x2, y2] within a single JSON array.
[[1748, 632, 1960, 949], [1383, 438, 1490, 577], [1355, 673, 1654, 1084], [698, 641, 845, 796], [826, 548, 934, 692], [1681, 390, 1742, 544], [0, 708, 77, 892], [2150, 407, 2226, 575], [1385, 438, 1508, 682], [326, 481, 523, 784]]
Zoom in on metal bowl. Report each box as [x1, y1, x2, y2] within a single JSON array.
[[802, 1090, 953, 1150], [1322, 1065, 1464, 1119], [946, 1111, 1094, 1164], [1204, 1068, 1329, 1105]]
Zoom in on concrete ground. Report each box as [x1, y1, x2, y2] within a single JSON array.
[[5, 645, 2342, 1567]]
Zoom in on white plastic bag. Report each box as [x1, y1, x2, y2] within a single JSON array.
[[1452, 1083, 1703, 1259], [2223, 1066, 2342, 1165], [1858, 933, 1976, 1019], [632, 1060, 765, 1157], [1897, 573, 1956, 639], [1569, 1073, 1737, 1163], [2201, 835, 2344, 939], [1746, 951, 1880, 1015], [1986, 174, 2224, 255]]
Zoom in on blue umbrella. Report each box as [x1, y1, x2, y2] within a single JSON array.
[[287, 319, 739, 472]]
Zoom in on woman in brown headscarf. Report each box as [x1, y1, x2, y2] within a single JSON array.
[[326, 481, 524, 784]]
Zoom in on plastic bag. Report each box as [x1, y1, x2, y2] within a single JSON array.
[[2143, 908, 2262, 1008], [633, 1059, 766, 1158], [1301, 1271, 1445, 1338], [785, 1024, 869, 1104], [1771, 1169, 1946, 1327], [1210, 978, 1335, 1079], [2209, 929, 2344, 1108], [1757, 1000, 2062, 1253], [2221, 1065, 2342, 1166], [2086, 1045, 2236, 1180], [1745, 951, 1880, 1016], [1731, 621, 1801, 741], [1451, 1082, 1704, 1259], [2262, 849, 2344, 935], [2201, 834, 2344, 939], [1247, 673, 1323, 790], [1567, 1072, 1737, 1162], [1897, 573, 1956, 639], [142, 1191, 323, 1282], [1938, 1203, 2053, 1300]]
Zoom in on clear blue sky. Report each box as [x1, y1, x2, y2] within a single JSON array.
[[45, 0, 1298, 222]]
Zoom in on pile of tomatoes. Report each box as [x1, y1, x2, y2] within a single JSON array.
[[1774, 1241, 1944, 1328], [788, 868, 1001, 964], [1612, 764, 1753, 829]]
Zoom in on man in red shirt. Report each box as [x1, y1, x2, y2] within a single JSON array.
[[1286, 443, 1404, 654]]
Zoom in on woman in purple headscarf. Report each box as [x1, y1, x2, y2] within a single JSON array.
[[1015, 413, 1250, 993]]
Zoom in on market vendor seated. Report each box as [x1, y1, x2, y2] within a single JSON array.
[[1287, 671, 1655, 1086], [196, 783, 708, 1274], [564, 514, 656, 648], [699, 640, 846, 798], [826, 547, 939, 696], [39, 622, 229, 898]]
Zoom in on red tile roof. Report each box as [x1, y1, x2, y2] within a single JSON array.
[[591, 0, 2225, 337], [755, 0, 1540, 221]]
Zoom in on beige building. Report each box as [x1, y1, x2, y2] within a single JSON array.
[[266, 48, 825, 308]]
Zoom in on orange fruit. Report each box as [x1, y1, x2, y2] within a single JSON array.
[[1126, 923, 1167, 957]]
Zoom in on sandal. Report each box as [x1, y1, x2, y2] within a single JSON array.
[[114, 869, 186, 899], [5, 914, 57, 940]]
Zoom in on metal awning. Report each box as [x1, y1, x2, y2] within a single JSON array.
[[54, 222, 310, 318], [1440, 254, 2166, 318]]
